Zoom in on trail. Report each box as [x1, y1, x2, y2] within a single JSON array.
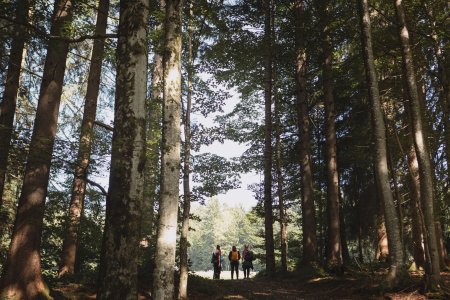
[[51, 271, 450, 299], [187, 272, 443, 300]]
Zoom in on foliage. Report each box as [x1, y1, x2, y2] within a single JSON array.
[[188, 197, 264, 271]]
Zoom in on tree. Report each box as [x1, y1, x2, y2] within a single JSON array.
[[178, 0, 193, 298], [320, 0, 342, 269], [142, 0, 165, 246], [0, 0, 29, 210], [357, 0, 406, 287], [59, 0, 110, 277], [294, 0, 317, 265], [421, 1, 450, 188], [0, 0, 74, 298], [406, 140, 426, 270], [96, 0, 149, 297], [152, 0, 183, 297], [262, 0, 275, 275], [393, 0, 441, 289], [274, 72, 287, 272]]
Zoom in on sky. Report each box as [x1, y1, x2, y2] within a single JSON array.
[[192, 83, 259, 212], [197, 139, 259, 211]]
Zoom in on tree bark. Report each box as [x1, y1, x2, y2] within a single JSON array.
[[142, 0, 165, 247], [386, 143, 404, 253], [358, 0, 406, 287], [422, 0, 450, 194], [178, 1, 193, 298], [152, 0, 182, 297], [339, 201, 350, 265], [0, 0, 29, 210], [393, 0, 441, 288], [422, 2, 450, 270], [262, 0, 275, 275], [399, 82, 428, 271], [274, 70, 287, 273], [96, 0, 148, 298], [320, 0, 342, 269], [59, 0, 109, 277], [294, 0, 317, 266], [0, 0, 74, 298]]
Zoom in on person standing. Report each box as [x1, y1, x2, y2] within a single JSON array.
[[211, 245, 222, 279], [228, 245, 241, 279], [242, 244, 254, 278]]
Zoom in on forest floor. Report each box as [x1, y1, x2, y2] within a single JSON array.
[[50, 270, 450, 299]]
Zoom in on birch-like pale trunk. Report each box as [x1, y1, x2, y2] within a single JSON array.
[[59, 0, 109, 277], [393, 0, 441, 288], [153, 0, 182, 297], [0, 0, 29, 209], [96, 0, 148, 298], [0, 0, 74, 298], [358, 0, 406, 287], [294, 0, 317, 265]]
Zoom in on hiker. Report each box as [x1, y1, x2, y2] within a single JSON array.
[[228, 245, 241, 279], [242, 244, 254, 278], [211, 245, 222, 279]]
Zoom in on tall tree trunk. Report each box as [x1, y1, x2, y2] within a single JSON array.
[[415, 60, 449, 270], [358, 0, 406, 287], [294, 0, 317, 266], [422, 2, 450, 270], [386, 144, 404, 252], [59, 0, 109, 277], [408, 145, 426, 270], [339, 201, 350, 265], [0, 0, 29, 209], [274, 71, 287, 273], [262, 0, 275, 275], [153, 0, 182, 297], [96, 0, 148, 298], [320, 0, 342, 269], [142, 0, 165, 247], [393, 0, 441, 288], [0, 0, 74, 298], [178, 1, 193, 298], [399, 83, 428, 271], [422, 0, 450, 193]]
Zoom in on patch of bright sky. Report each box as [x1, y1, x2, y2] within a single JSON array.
[[191, 79, 258, 212]]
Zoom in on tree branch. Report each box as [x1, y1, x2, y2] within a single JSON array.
[[49, 33, 118, 43], [86, 178, 108, 196], [94, 120, 114, 131], [0, 16, 117, 43]]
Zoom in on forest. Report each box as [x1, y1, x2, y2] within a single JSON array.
[[0, 0, 449, 299]]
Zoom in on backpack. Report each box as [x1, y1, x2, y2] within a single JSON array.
[[231, 250, 239, 262], [244, 250, 253, 262], [211, 252, 219, 264]]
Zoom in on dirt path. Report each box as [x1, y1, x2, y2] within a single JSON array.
[[51, 272, 449, 299], [187, 272, 447, 299], [189, 275, 383, 299]]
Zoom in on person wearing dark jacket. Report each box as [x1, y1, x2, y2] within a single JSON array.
[[211, 245, 222, 279], [228, 245, 241, 279], [242, 244, 254, 278]]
